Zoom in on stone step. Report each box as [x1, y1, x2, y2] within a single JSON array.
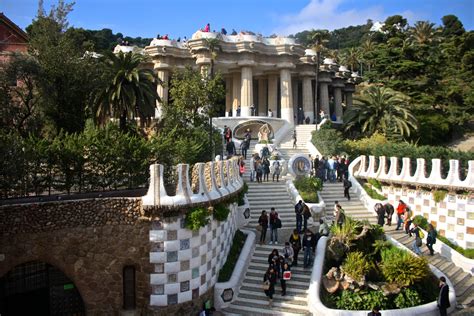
[[224, 303, 310, 316]]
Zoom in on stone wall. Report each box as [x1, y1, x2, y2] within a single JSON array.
[[0, 198, 143, 236]]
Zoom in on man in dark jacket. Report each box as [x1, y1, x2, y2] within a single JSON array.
[[438, 276, 450, 316]]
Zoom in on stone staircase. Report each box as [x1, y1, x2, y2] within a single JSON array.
[[320, 182, 474, 312], [278, 125, 316, 161], [222, 128, 315, 315]]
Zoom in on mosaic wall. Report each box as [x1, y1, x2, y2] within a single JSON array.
[[149, 203, 238, 306]]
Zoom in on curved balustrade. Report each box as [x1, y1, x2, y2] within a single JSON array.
[[142, 158, 243, 207], [350, 155, 474, 190], [190, 31, 296, 46]]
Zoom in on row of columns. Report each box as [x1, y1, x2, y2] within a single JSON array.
[[154, 65, 354, 124]]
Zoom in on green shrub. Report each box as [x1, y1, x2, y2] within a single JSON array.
[[433, 190, 448, 203], [294, 176, 322, 203], [336, 290, 389, 310], [380, 247, 430, 287], [412, 215, 429, 229], [368, 178, 382, 190], [213, 203, 230, 221], [341, 251, 372, 280], [218, 230, 246, 282], [394, 288, 422, 308], [237, 182, 248, 206], [311, 123, 345, 156], [362, 183, 386, 200], [185, 207, 210, 231]]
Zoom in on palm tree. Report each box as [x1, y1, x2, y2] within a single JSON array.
[[343, 47, 360, 72], [205, 38, 221, 79], [343, 85, 418, 138], [360, 38, 375, 73], [410, 21, 437, 45], [310, 30, 330, 120], [94, 51, 158, 130]]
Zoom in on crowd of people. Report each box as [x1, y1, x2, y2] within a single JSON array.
[[257, 202, 331, 305], [310, 154, 350, 183]]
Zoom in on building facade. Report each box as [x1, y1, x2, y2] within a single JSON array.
[[0, 13, 28, 64], [116, 31, 360, 124]]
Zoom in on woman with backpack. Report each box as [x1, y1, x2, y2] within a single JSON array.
[[262, 157, 270, 182], [410, 222, 423, 255], [426, 224, 437, 256]]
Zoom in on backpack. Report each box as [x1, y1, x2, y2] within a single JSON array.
[[419, 230, 425, 239]]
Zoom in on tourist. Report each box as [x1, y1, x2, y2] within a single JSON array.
[[203, 23, 210, 32], [282, 242, 294, 265], [437, 276, 450, 316], [262, 157, 270, 182], [292, 130, 297, 149], [395, 200, 407, 230], [255, 159, 263, 183], [240, 140, 249, 160], [384, 202, 394, 226], [236, 105, 241, 117], [295, 200, 304, 234], [318, 156, 327, 181], [288, 229, 302, 266], [426, 224, 437, 256], [239, 159, 245, 177], [313, 155, 319, 177], [269, 207, 280, 244], [280, 261, 291, 296], [302, 229, 314, 268], [410, 223, 422, 255], [263, 267, 277, 306], [221, 28, 227, 35], [335, 204, 345, 227], [272, 160, 281, 182], [367, 306, 381, 316], [258, 210, 269, 244], [374, 202, 385, 226], [333, 201, 341, 218], [231, 29, 237, 35], [268, 108, 273, 117], [327, 156, 336, 182], [343, 177, 352, 201], [303, 203, 311, 232], [162, 34, 169, 40], [404, 205, 413, 236], [337, 157, 346, 181], [156, 33, 161, 39], [267, 249, 280, 265], [250, 104, 255, 116], [226, 140, 236, 157], [223, 125, 232, 143], [249, 153, 256, 182], [318, 219, 329, 237], [319, 109, 326, 121]]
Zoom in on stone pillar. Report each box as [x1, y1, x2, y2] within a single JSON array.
[[302, 77, 314, 122], [267, 75, 278, 116], [232, 72, 241, 117], [345, 91, 353, 108], [319, 82, 330, 116], [225, 77, 232, 117], [334, 87, 343, 121], [240, 66, 253, 117], [258, 78, 267, 116], [155, 69, 169, 118], [280, 68, 294, 124]]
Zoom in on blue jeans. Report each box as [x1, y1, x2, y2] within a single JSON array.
[[413, 239, 421, 255], [250, 170, 255, 181], [304, 247, 313, 267], [329, 169, 336, 182], [270, 227, 278, 242], [396, 215, 403, 230], [296, 215, 303, 234]]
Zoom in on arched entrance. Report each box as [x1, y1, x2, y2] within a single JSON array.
[[0, 261, 85, 315]]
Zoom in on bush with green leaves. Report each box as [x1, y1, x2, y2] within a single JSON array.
[[213, 203, 230, 221], [368, 178, 382, 190], [185, 207, 210, 231], [293, 176, 323, 203], [433, 190, 448, 203], [394, 288, 422, 308], [341, 251, 372, 281], [311, 122, 345, 156], [362, 183, 386, 200], [237, 182, 248, 206], [217, 229, 246, 282], [380, 247, 430, 286], [335, 289, 389, 310]]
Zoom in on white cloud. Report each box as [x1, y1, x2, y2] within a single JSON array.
[[273, 0, 415, 36]]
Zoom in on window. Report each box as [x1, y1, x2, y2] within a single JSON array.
[[123, 266, 136, 310]]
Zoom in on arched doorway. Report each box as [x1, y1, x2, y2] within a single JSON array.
[[0, 261, 85, 315]]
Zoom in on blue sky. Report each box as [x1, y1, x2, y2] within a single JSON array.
[[3, 0, 473, 39]]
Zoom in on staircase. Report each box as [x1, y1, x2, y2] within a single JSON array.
[[320, 182, 474, 312], [222, 127, 316, 315]]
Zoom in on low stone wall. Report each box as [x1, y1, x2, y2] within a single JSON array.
[[149, 203, 240, 306], [0, 198, 143, 236]]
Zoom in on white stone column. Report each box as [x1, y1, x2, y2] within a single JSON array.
[[258, 78, 267, 116], [334, 87, 343, 121], [155, 69, 169, 118], [302, 77, 314, 122], [225, 77, 232, 117], [280, 68, 294, 124], [240, 66, 253, 117], [267, 75, 278, 116], [320, 82, 330, 115], [232, 72, 241, 117]]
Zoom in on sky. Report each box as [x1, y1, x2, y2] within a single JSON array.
[[3, 0, 473, 39]]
